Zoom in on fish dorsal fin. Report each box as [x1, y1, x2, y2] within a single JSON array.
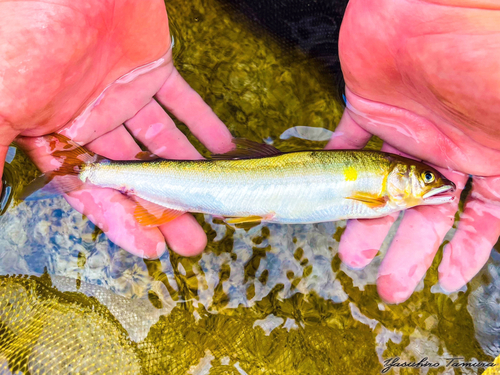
[[211, 138, 282, 160], [132, 197, 184, 226]]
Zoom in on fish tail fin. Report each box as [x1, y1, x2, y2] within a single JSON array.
[[20, 134, 101, 200], [48, 133, 100, 175]]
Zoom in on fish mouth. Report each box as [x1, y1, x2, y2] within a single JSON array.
[[422, 182, 456, 205]]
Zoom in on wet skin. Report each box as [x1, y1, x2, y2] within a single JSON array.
[[326, 0, 500, 302], [1, 0, 233, 259]]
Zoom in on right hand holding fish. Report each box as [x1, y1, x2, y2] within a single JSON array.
[[2, 0, 233, 258], [330, 0, 500, 303]]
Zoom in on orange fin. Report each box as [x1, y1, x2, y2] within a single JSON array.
[[135, 151, 159, 161], [48, 133, 102, 173], [347, 192, 387, 208], [211, 138, 282, 160], [19, 134, 100, 200], [133, 198, 184, 226], [225, 215, 264, 224]]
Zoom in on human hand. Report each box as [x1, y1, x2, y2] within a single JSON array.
[[3, 0, 233, 258], [328, 0, 500, 303]]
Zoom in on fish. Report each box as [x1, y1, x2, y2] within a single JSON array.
[[22, 134, 456, 226]]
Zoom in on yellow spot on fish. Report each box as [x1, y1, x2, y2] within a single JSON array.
[[343, 166, 358, 181]]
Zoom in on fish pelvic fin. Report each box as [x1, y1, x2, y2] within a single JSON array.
[[133, 197, 185, 226], [211, 138, 282, 160], [19, 134, 102, 200], [347, 192, 388, 209]]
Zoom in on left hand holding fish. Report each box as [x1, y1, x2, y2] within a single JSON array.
[[332, 0, 500, 303], [4, 0, 233, 258]]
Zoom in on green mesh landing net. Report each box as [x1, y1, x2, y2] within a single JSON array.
[[0, 274, 382, 374]]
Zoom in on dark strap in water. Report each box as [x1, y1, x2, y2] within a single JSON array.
[[218, 0, 348, 103]]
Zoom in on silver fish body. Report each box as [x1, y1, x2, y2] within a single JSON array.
[[79, 151, 421, 224]]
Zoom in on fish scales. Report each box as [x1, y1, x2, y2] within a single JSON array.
[[80, 151, 395, 223]]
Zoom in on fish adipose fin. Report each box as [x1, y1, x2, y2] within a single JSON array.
[[20, 134, 102, 200], [135, 151, 159, 161], [347, 192, 387, 209], [211, 138, 282, 160], [133, 197, 184, 226]]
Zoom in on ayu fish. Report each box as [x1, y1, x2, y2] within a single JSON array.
[[24, 134, 456, 226]]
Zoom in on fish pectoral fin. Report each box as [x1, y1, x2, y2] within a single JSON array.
[[211, 138, 282, 160], [132, 198, 184, 226], [347, 192, 387, 209], [225, 215, 264, 224]]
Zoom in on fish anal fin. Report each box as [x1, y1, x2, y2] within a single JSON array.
[[347, 192, 387, 209], [225, 215, 264, 224], [133, 198, 184, 226], [225, 212, 275, 225], [211, 138, 282, 160]]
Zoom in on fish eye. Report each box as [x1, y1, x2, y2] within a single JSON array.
[[422, 171, 435, 184]]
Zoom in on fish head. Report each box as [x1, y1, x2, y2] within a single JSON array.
[[386, 158, 456, 207]]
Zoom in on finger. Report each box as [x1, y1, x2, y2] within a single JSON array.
[[155, 67, 234, 154], [59, 59, 171, 145], [338, 213, 399, 268], [159, 214, 207, 257], [85, 125, 142, 159], [324, 110, 372, 150], [66, 188, 166, 259], [439, 176, 500, 292], [377, 170, 467, 303], [337, 143, 402, 269], [15, 136, 64, 171], [125, 99, 202, 159], [125, 99, 208, 256]]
